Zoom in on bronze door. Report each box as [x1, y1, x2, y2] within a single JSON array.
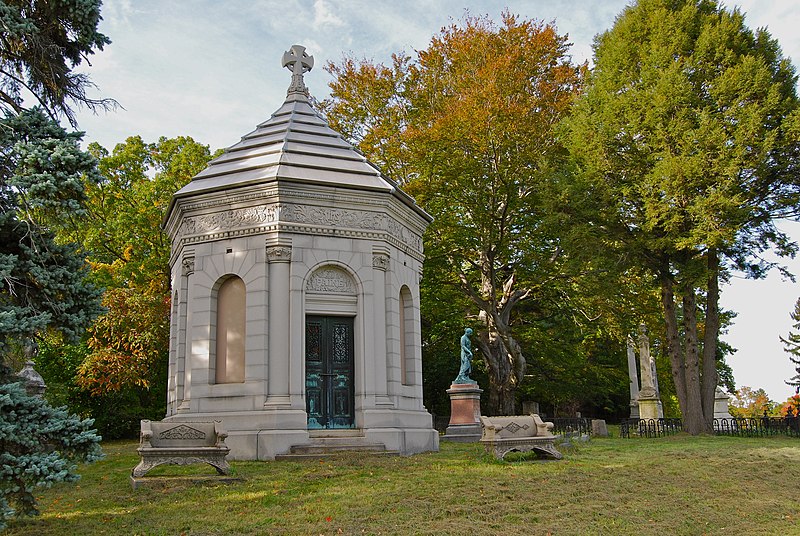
[[305, 316, 355, 429]]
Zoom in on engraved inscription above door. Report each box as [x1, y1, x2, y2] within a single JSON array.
[[305, 316, 355, 429]]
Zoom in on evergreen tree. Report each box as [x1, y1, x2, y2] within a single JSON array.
[[780, 297, 800, 393], [0, 107, 104, 528], [0, 366, 102, 530], [0, 108, 103, 346], [0, 0, 115, 124], [565, 0, 800, 434], [0, 1, 110, 526]]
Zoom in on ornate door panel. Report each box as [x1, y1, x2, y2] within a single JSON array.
[[305, 316, 355, 429]]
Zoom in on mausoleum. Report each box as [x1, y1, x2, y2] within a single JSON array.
[[162, 45, 439, 459]]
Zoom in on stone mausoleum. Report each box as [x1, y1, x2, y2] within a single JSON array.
[[162, 45, 439, 459]]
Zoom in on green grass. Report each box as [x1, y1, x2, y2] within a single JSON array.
[[6, 434, 800, 535]]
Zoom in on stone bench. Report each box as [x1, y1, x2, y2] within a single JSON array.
[[132, 420, 231, 478], [480, 414, 563, 460]]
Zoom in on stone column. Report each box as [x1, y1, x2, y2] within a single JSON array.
[[167, 284, 178, 414], [636, 324, 661, 420], [176, 255, 194, 413], [371, 251, 392, 406], [626, 335, 640, 419], [265, 244, 292, 407]]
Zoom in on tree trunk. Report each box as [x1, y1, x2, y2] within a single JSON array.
[[477, 327, 520, 415], [661, 275, 687, 412], [682, 289, 708, 434], [701, 248, 720, 428]]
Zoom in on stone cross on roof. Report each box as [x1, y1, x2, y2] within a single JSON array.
[[282, 44, 314, 95]]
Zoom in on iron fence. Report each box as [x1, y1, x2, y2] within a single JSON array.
[[619, 418, 684, 438], [713, 417, 800, 438], [620, 416, 800, 438], [551, 417, 593, 437]]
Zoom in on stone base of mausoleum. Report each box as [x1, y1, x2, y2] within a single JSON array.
[[163, 408, 439, 460]]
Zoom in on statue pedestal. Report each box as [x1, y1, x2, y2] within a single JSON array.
[[638, 396, 662, 420], [442, 383, 483, 442]]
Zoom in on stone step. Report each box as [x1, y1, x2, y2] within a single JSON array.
[[308, 429, 364, 438], [274, 433, 398, 460], [301, 437, 376, 447], [289, 443, 386, 455], [274, 450, 400, 461]]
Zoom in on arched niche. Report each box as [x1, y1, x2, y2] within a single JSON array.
[[214, 275, 246, 383], [399, 285, 414, 385]]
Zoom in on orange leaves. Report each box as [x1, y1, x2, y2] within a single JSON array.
[[781, 394, 800, 417], [77, 286, 170, 395]]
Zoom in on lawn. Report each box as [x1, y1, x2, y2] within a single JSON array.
[[5, 433, 800, 535]]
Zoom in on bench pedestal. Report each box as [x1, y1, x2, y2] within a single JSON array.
[[480, 414, 563, 460], [132, 420, 233, 480]]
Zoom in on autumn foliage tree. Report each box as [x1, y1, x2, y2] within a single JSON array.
[[729, 385, 778, 418], [323, 13, 584, 414], [57, 136, 212, 396]]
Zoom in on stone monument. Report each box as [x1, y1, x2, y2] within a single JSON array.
[[635, 324, 663, 419], [443, 328, 483, 442], [713, 387, 733, 420], [626, 335, 640, 419], [162, 45, 438, 459]]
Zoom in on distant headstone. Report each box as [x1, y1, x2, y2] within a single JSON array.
[[713, 387, 733, 419], [522, 401, 540, 415], [626, 335, 640, 419], [591, 419, 609, 437]]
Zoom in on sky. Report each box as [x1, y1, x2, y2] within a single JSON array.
[[71, 0, 800, 402]]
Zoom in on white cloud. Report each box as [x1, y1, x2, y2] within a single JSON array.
[[313, 0, 346, 30]]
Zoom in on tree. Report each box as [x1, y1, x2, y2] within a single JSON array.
[[58, 136, 213, 396], [0, 0, 115, 125], [780, 297, 800, 393], [0, 2, 110, 525], [729, 385, 778, 418], [323, 13, 584, 414], [565, 0, 800, 433], [0, 368, 102, 530], [0, 101, 104, 535], [0, 106, 105, 533], [0, 107, 103, 349]]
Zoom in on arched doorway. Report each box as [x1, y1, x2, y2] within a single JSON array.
[[304, 265, 358, 429]]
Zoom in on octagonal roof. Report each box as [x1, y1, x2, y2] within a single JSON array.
[[171, 45, 429, 222]]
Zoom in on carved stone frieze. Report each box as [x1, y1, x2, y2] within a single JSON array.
[[266, 245, 292, 263], [180, 205, 279, 236], [281, 204, 385, 231], [306, 267, 356, 294], [177, 202, 422, 254]]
